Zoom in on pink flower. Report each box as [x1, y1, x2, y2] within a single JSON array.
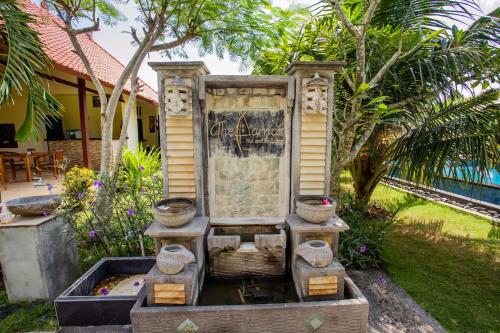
[[322, 198, 330, 205]]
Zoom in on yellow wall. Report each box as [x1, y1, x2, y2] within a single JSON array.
[[0, 91, 47, 153], [0, 67, 157, 156], [137, 100, 158, 149]]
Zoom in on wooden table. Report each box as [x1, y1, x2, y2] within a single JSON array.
[[0, 152, 56, 183]]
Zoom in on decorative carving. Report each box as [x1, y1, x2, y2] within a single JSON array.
[[164, 76, 192, 116], [302, 73, 328, 115], [177, 318, 199, 333]]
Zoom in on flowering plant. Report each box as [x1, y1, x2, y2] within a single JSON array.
[[337, 193, 393, 269], [60, 147, 163, 267]]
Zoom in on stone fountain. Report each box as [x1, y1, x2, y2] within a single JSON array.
[[126, 61, 368, 332]]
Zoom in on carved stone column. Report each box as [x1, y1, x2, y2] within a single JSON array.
[[285, 61, 345, 211], [149, 62, 210, 216]]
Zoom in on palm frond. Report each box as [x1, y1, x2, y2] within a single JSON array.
[[0, 0, 62, 142], [390, 89, 499, 186], [16, 84, 62, 142]]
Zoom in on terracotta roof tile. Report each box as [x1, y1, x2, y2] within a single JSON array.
[[19, 0, 158, 105]]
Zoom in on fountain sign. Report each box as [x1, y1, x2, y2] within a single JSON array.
[[208, 110, 285, 157]]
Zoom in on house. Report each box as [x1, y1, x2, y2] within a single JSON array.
[[0, 0, 159, 170]]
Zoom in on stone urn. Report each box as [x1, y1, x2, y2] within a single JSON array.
[[296, 195, 336, 224], [5, 194, 61, 217], [296, 240, 333, 268], [156, 244, 195, 275], [153, 198, 196, 227]]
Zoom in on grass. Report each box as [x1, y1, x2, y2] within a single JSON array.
[[342, 172, 499, 332], [0, 289, 56, 333]]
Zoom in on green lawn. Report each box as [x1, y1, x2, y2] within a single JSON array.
[[369, 183, 499, 333], [0, 290, 56, 333]]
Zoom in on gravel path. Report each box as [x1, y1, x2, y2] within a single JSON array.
[[350, 270, 446, 333]]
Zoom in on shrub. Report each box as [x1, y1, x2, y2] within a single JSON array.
[[60, 146, 163, 267], [337, 193, 393, 270]]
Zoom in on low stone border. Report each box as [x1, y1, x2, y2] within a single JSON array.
[[382, 177, 500, 224]]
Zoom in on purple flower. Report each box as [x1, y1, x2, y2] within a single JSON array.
[[47, 183, 53, 192], [140, 187, 145, 193], [359, 245, 367, 254], [76, 192, 83, 200], [42, 210, 49, 217], [372, 201, 377, 209], [90, 201, 96, 207], [89, 230, 96, 238], [377, 276, 385, 285], [100, 288, 108, 295], [133, 281, 140, 286], [138, 165, 145, 171], [127, 208, 135, 216], [93, 180, 104, 188]]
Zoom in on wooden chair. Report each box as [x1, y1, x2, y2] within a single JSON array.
[[0, 165, 6, 190], [34, 151, 65, 178], [0, 151, 25, 180], [50, 150, 65, 176]]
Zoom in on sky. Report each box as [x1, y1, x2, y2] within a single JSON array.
[[87, 0, 499, 90]]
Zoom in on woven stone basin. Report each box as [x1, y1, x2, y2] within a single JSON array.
[[296, 195, 336, 224], [153, 198, 196, 227], [5, 195, 61, 217]]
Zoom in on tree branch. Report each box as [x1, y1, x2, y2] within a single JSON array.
[[73, 19, 99, 34], [347, 121, 377, 164], [329, 0, 360, 39], [369, 31, 438, 87], [368, 35, 403, 87], [360, 0, 381, 36], [149, 33, 195, 52]]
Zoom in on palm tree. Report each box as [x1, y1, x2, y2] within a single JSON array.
[[0, 0, 61, 142], [253, 0, 499, 203]]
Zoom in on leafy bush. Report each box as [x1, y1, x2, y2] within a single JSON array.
[[337, 193, 393, 269], [60, 146, 163, 267]]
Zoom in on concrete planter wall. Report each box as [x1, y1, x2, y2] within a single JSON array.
[[130, 277, 368, 333], [55, 257, 155, 327]]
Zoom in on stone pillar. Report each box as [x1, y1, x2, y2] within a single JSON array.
[[149, 62, 210, 216], [285, 61, 345, 212], [0, 215, 80, 302]]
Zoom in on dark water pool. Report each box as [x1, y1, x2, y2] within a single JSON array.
[[198, 277, 299, 306]]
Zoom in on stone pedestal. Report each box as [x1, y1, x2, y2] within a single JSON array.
[[0, 214, 80, 302], [293, 258, 345, 301], [146, 263, 198, 306], [286, 214, 349, 269], [145, 216, 209, 289]]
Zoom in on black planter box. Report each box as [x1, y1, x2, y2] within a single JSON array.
[[55, 257, 155, 327]]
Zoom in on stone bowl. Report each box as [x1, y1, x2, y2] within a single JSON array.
[[296, 195, 336, 224], [156, 244, 195, 275], [5, 194, 61, 217], [153, 198, 196, 227]]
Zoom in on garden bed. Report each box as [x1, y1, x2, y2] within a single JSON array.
[[55, 257, 155, 327]]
